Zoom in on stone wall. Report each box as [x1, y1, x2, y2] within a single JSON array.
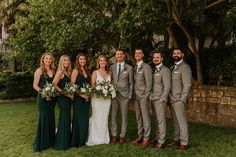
[[186, 85, 236, 127]]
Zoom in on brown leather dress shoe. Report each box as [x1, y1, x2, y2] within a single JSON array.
[[139, 139, 150, 148], [111, 136, 117, 144], [177, 145, 188, 152], [131, 135, 143, 144], [119, 137, 126, 144], [166, 140, 180, 147], [155, 143, 166, 150]]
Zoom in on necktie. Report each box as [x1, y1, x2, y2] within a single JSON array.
[[171, 64, 177, 72], [118, 64, 121, 77]]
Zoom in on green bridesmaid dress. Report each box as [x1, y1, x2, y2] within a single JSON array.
[[71, 75, 90, 147], [33, 74, 55, 152], [54, 74, 71, 150]]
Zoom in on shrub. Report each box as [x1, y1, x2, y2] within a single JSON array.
[[0, 71, 36, 99], [201, 45, 236, 86]]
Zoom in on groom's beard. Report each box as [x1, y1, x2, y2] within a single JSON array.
[[173, 56, 182, 62]]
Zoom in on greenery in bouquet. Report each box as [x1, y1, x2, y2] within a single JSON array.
[[80, 83, 93, 96], [92, 81, 117, 99], [62, 83, 78, 95], [39, 81, 58, 101]]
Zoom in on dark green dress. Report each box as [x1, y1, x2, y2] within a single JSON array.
[[54, 75, 71, 150], [33, 74, 55, 152], [71, 74, 90, 147]]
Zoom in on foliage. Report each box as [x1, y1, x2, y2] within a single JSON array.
[[201, 45, 236, 86], [3, 0, 236, 84], [0, 71, 36, 99], [0, 102, 236, 157]]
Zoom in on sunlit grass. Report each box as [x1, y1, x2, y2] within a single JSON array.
[[0, 102, 235, 157]]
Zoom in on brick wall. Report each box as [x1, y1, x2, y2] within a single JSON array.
[[186, 85, 236, 127]]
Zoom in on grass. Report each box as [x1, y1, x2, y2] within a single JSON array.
[[0, 102, 236, 157]]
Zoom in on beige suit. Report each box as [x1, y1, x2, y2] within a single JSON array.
[[150, 64, 171, 144], [134, 62, 152, 139], [110, 63, 134, 137], [169, 61, 192, 146]]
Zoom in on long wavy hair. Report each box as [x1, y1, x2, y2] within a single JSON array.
[[40, 52, 56, 78], [75, 53, 89, 75], [57, 54, 72, 75], [96, 55, 109, 72]]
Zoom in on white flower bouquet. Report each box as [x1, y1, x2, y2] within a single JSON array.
[[80, 83, 93, 96], [39, 81, 58, 101], [62, 82, 78, 95], [92, 81, 117, 99]]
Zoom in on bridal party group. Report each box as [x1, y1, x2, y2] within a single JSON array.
[[32, 48, 192, 152]]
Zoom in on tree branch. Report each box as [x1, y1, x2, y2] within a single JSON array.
[[205, 0, 226, 10]]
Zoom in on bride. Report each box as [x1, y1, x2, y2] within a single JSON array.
[[86, 55, 111, 146]]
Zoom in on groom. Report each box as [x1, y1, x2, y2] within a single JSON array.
[[110, 49, 134, 144]]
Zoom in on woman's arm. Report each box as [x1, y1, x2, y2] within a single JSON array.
[[71, 69, 78, 84], [91, 70, 97, 87], [52, 70, 63, 92]]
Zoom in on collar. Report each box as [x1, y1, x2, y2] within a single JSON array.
[[117, 61, 125, 67], [175, 59, 183, 66], [136, 60, 143, 67], [155, 63, 163, 69]]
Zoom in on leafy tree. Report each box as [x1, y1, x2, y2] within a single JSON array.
[[6, 0, 236, 84]]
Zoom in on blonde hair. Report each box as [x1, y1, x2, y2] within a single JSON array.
[[40, 52, 56, 77], [96, 55, 109, 71], [57, 54, 72, 75]]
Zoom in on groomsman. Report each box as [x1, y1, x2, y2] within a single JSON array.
[[110, 49, 134, 144], [149, 52, 171, 149], [131, 48, 152, 148], [167, 48, 192, 152]]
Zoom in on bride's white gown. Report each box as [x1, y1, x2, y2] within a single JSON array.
[[86, 70, 111, 146]]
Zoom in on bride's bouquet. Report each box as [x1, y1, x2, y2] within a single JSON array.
[[39, 81, 58, 101], [92, 81, 117, 99]]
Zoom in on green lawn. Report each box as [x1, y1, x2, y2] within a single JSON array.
[[0, 102, 235, 157]]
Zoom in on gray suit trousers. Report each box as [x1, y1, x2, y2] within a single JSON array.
[[152, 100, 167, 144], [111, 94, 129, 137], [170, 101, 188, 145], [134, 97, 151, 140]]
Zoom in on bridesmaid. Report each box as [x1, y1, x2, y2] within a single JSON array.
[[33, 52, 57, 152], [71, 53, 90, 147], [53, 54, 72, 150]]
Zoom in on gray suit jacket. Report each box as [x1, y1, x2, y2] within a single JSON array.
[[134, 62, 153, 99], [149, 65, 171, 102], [111, 63, 134, 98], [169, 61, 192, 103]]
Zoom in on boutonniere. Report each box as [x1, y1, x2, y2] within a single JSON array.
[[122, 66, 127, 73]]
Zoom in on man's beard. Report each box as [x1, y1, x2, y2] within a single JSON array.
[[173, 56, 182, 62]]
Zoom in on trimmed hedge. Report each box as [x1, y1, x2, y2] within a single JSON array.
[[0, 71, 36, 99]]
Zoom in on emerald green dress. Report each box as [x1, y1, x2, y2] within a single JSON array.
[[33, 74, 55, 152], [54, 75, 71, 150], [71, 74, 90, 147]]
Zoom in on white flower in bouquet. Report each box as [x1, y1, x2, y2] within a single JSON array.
[[80, 83, 93, 96], [63, 83, 78, 95], [39, 81, 58, 101], [93, 81, 117, 99], [96, 84, 102, 91]]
